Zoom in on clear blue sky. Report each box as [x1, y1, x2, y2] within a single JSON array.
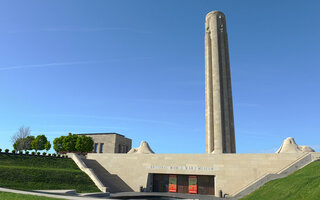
[[0, 0, 319, 153]]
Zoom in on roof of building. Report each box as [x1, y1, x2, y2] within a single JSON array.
[[76, 133, 125, 137]]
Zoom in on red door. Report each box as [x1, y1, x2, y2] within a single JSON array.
[[188, 176, 197, 194], [168, 175, 177, 192]]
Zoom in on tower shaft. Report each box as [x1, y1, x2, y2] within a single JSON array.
[[205, 11, 236, 154]]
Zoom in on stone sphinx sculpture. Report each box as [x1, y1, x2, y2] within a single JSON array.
[[276, 137, 314, 153], [127, 141, 154, 154]]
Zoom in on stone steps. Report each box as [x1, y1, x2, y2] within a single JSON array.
[[82, 158, 133, 193]]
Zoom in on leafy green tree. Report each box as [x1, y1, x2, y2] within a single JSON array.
[[62, 133, 78, 152], [53, 136, 65, 153], [45, 141, 51, 152], [53, 133, 94, 153], [76, 135, 94, 153], [24, 136, 35, 151], [31, 135, 48, 152]]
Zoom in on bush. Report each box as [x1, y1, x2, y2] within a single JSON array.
[[52, 153, 56, 157], [37, 152, 40, 156], [57, 154, 61, 158], [12, 150, 16, 154], [48, 153, 51, 157], [31, 152, 35, 155], [0, 148, 2, 152], [5, 149, 9, 153], [42, 152, 46, 156], [19, 151, 23, 155], [25, 151, 29, 155]]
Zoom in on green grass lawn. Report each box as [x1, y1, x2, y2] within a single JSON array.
[[241, 161, 320, 200], [0, 153, 100, 193], [0, 191, 64, 200]]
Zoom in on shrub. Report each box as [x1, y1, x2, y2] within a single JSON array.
[[31, 152, 35, 155], [25, 151, 29, 155], [66, 155, 68, 158], [19, 151, 23, 155], [42, 152, 46, 156], [52, 153, 56, 157], [5, 149, 9, 153], [12, 150, 16, 154], [37, 152, 40, 156], [0, 148, 2, 152], [48, 153, 51, 157], [57, 154, 61, 158]]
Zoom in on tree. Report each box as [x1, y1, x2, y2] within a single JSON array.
[[13, 138, 24, 152], [76, 135, 94, 153], [11, 126, 31, 152], [31, 135, 48, 152], [45, 141, 51, 152], [53, 133, 94, 153], [24, 136, 35, 151], [62, 133, 78, 152], [53, 136, 65, 153], [13, 136, 34, 152]]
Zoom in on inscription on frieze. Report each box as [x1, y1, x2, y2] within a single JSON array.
[[147, 165, 218, 171]]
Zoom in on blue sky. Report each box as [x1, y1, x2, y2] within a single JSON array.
[[0, 0, 319, 153]]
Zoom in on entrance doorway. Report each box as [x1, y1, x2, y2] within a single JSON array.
[[153, 174, 169, 192], [152, 174, 215, 195], [177, 175, 188, 193], [198, 175, 215, 195]]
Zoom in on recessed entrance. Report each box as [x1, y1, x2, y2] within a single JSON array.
[[152, 174, 215, 195]]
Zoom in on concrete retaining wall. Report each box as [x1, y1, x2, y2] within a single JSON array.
[[231, 152, 320, 199]]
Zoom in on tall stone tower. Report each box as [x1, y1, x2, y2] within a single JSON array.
[[205, 11, 236, 154]]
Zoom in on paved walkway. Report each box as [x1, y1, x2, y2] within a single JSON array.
[[0, 187, 226, 200], [0, 187, 106, 200], [110, 192, 224, 200]]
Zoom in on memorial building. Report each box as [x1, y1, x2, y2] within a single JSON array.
[[71, 11, 319, 198]]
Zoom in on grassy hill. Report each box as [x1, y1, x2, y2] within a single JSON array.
[[241, 161, 320, 200], [0, 153, 100, 193], [0, 191, 64, 200]]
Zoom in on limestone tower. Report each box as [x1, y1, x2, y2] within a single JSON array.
[[205, 11, 236, 154]]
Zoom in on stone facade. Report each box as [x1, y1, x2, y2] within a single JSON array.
[[86, 153, 312, 197], [77, 133, 132, 154]]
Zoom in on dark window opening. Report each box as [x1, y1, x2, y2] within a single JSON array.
[[94, 143, 98, 153], [99, 143, 104, 153]]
